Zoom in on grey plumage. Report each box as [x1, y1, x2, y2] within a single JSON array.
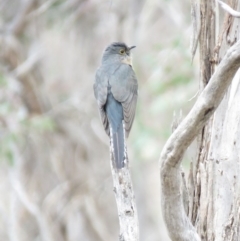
[[94, 42, 138, 169]]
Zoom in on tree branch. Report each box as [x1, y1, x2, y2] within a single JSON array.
[[110, 141, 139, 241], [160, 39, 240, 241], [9, 0, 39, 36], [218, 0, 240, 18]]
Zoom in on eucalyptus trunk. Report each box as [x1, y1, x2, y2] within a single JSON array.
[[161, 1, 240, 240], [189, 1, 240, 240]]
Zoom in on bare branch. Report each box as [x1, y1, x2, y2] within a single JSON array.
[[27, 0, 56, 20], [190, 0, 201, 61], [9, 0, 38, 36], [110, 149, 139, 240], [218, 0, 240, 18], [13, 51, 42, 78], [181, 170, 189, 216], [160, 39, 240, 241], [10, 174, 54, 241], [83, 196, 112, 241]]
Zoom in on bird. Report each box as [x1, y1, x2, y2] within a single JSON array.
[[94, 42, 138, 169]]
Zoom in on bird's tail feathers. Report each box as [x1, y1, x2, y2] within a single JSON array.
[[111, 122, 125, 169]]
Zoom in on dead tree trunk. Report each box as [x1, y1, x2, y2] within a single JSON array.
[[160, 1, 240, 240], [190, 1, 240, 240]]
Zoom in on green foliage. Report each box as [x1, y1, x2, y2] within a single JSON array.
[[0, 133, 18, 165], [0, 102, 11, 114], [0, 115, 56, 165], [22, 116, 56, 133], [0, 73, 7, 87]]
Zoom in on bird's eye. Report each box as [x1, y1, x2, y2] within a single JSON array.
[[119, 49, 125, 54]]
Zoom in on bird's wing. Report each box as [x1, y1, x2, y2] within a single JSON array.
[[94, 67, 110, 135], [110, 64, 138, 137]]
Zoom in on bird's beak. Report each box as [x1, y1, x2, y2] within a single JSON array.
[[129, 46, 136, 50]]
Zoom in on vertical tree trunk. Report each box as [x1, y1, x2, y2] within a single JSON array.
[[160, 1, 240, 241], [189, 0, 240, 240]]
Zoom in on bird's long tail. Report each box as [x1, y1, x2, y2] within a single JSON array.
[[106, 90, 125, 169], [112, 122, 125, 169]]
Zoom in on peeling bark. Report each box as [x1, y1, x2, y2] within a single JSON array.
[[161, 1, 240, 241], [160, 3, 240, 236]]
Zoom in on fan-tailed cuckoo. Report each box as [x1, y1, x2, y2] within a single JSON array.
[[94, 42, 138, 168]]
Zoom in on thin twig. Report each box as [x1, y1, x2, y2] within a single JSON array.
[[13, 51, 42, 78]]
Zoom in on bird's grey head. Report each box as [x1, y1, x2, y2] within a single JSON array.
[[102, 42, 136, 65]]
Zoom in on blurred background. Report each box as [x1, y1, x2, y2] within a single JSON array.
[[0, 0, 199, 240]]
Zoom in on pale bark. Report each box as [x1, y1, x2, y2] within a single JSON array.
[[110, 149, 139, 241], [210, 71, 240, 241], [218, 0, 240, 18], [189, 1, 216, 236], [191, 1, 240, 240], [160, 38, 240, 241], [161, 1, 240, 241]]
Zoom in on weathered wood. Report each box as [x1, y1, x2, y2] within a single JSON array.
[[160, 38, 240, 241], [191, 1, 240, 240], [110, 126, 139, 241]]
